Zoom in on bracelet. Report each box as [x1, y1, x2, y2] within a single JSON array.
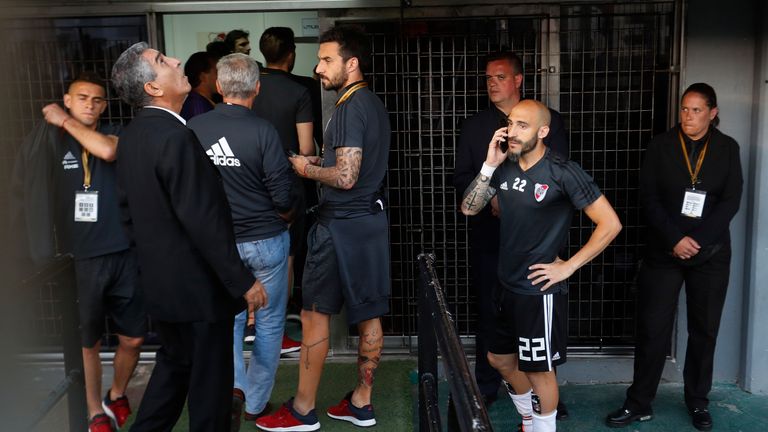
[[302, 163, 309, 177], [61, 117, 72, 128]]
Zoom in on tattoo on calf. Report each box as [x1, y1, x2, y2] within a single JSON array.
[[301, 337, 329, 370], [358, 355, 381, 388]]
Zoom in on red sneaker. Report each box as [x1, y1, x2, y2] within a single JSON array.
[[326, 391, 376, 427], [280, 335, 301, 355], [255, 398, 320, 431], [88, 413, 116, 432], [101, 392, 131, 428]]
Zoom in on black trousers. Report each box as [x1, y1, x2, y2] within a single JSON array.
[[470, 249, 503, 397], [625, 244, 731, 411], [130, 318, 234, 432]]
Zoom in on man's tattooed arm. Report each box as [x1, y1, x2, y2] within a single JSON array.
[[304, 147, 362, 189], [460, 172, 497, 216]]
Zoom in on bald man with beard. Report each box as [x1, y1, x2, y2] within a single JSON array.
[[461, 100, 622, 431]]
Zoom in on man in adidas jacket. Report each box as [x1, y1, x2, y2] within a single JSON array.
[[188, 53, 295, 429], [111, 42, 266, 431]]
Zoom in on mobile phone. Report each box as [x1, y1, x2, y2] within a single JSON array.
[[498, 117, 509, 153], [286, 150, 298, 157]]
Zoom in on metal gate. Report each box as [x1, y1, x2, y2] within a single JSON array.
[[350, 1, 677, 352]]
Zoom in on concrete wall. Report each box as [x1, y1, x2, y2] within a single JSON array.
[[677, 0, 764, 391], [162, 11, 319, 77]]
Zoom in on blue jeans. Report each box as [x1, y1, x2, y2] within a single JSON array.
[[233, 231, 289, 414]]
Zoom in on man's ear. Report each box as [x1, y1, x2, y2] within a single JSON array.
[[538, 125, 550, 140], [514, 73, 523, 90], [63, 93, 72, 110], [345, 56, 359, 75], [254, 80, 261, 97], [143, 81, 162, 98], [215, 80, 223, 95]]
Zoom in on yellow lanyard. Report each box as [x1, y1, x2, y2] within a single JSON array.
[[678, 131, 709, 189], [81, 148, 92, 190], [335, 81, 368, 106]]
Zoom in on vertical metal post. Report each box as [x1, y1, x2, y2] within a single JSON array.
[[419, 253, 440, 432], [59, 259, 87, 432]]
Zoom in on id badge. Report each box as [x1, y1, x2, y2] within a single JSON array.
[[681, 188, 706, 219], [74, 190, 99, 222]]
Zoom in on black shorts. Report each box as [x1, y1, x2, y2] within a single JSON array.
[[488, 290, 568, 372], [74, 249, 147, 347], [289, 178, 307, 256], [301, 222, 388, 325]]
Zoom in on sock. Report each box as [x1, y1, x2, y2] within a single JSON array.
[[532, 410, 557, 432], [508, 389, 533, 430]]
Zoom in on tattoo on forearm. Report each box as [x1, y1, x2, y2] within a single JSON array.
[[461, 173, 496, 214], [301, 336, 329, 370], [335, 148, 362, 189]]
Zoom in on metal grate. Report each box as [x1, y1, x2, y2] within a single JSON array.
[[354, 1, 676, 352], [1, 16, 147, 348]]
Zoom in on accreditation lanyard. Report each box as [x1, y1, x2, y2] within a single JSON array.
[[74, 148, 98, 222], [678, 131, 709, 219]]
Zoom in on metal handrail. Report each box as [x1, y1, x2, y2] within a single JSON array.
[[417, 252, 493, 432]]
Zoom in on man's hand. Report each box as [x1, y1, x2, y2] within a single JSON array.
[[243, 280, 268, 311], [485, 126, 509, 167], [289, 154, 321, 178], [42, 103, 71, 128], [673, 236, 700, 260], [528, 257, 575, 291]]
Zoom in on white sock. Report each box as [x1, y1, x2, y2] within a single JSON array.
[[508, 389, 533, 430], [532, 410, 557, 432]]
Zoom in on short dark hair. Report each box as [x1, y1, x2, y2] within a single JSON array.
[[184, 52, 217, 88], [486, 52, 524, 76], [682, 82, 720, 127], [225, 29, 250, 52], [69, 70, 106, 92], [206, 40, 230, 59], [259, 27, 296, 64], [318, 25, 371, 73]]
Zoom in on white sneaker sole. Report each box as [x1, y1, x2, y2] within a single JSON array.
[[100, 401, 120, 429], [280, 346, 301, 355], [326, 412, 376, 427], [255, 422, 320, 432]]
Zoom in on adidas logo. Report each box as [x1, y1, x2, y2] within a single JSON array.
[[206, 137, 241, 167], [500, 181, 509, 191], [62, 151, 79, 170], [552, 352, 561, 361]]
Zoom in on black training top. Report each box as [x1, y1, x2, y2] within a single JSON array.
[[188, 103, 294, 242], [453, 104, 570, 253], [54, 123, 129, 259], [320, 82, 391, 212], [491, 148, 601, 295], [251, 68, 313, 154]]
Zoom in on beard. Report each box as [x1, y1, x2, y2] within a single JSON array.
[[320, 69, 348, 91], [506, 135, 538, 162]]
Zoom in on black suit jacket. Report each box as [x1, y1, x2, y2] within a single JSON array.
[[116, 108, 254, 322], [640, 125, 743, 252]]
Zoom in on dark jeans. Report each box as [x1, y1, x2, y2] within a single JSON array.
[[625, 244, 731, 411]]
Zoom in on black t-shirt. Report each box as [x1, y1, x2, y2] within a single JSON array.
[[251, 68, 313, 154], [54, 123, 129, 259], [453, 104, 570, 252], [320, 83, 391, 211], [188, 103, 294, 242], [491, 149, 601, 295]]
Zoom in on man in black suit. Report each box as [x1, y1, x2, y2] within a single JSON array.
[[111, 42, 267, 431]]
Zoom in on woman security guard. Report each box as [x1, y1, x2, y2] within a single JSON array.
[[606, 83, 743, 431]]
